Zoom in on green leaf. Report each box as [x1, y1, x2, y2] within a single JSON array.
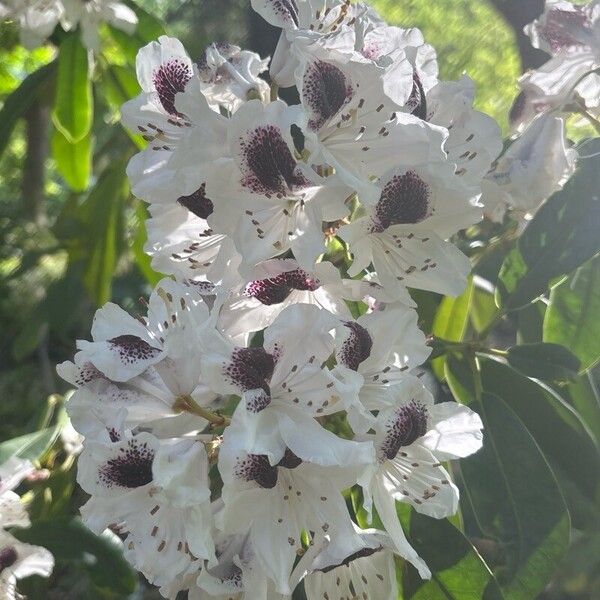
[[506, 343, 581, 382], [14, 517, 137, 595], [80, 162, 128, 305], [496, 140, 600, 310], [0, 61, 56, 160], [478, 358, 600, 528], [53, 34, 92, 143], [446, 360, 570, 600], [544, 255, 600, 372], [566, 373, 600, 444], [0, 426, 60, 463], [471, 284, 498, 334], [51, 128, 92, 192], [431, 277, 473, 378], [400, 507, 504, 600]]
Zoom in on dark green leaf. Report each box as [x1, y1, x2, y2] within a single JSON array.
[[0, 61, 56, 160], [496, 141, 600, 310], [53, 34, 92, 143], [51, 128, 92, 192], [0, 426, 60, 463], [544, 255, 600, 372], [14, 517, 137, 595], [478, 358, 600, 528], [400, 506, 504, 600], [506, 343, 581, 381], [565, 373, 600, 444], [446, 359, 570, 600]]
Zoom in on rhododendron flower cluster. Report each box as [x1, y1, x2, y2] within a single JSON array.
[[57, 1, 503, 597]]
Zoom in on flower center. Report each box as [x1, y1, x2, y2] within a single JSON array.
[[0, 546, 18, 573], [152, 59, 193, 116], [239, 125, 309, 196], [108, 335, 162, 365], [338, 322, 373, 371], [235, 448, 302, 489], [303, 60, 354, 131], [245, 268, 320, 305], [372, 170, 431, 232], [177, 183, 214, 219], [227, 347, 276, 412], [98, 439, 155, 489], [380, 400, 428, 460], [541, 8, 590, 53]]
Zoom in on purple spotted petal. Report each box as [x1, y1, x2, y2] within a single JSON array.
[[380, 400, 428, 460], [153, 59, 193, 116], [177, 183, 214, 219], [98, 438, 155, 489], [338, 321, 373, 371]]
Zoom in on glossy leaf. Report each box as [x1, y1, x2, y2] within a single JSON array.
[[565, 373, 600, 444], [544, 255, 600, 372], [496, 140, 600, 311], [0, 61, 56, 160], [0, 426, 60, 463], [506, 342, 581, 382], [51, 128, 92, 192], [478, 358, 600, 528], [446, 359, 570, 600], [14, 517, 137, 595], [432, 277, 473, 378], [53, 34, 92, 143]]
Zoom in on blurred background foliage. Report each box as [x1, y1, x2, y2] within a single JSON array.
[[0, 1, 599, 599]]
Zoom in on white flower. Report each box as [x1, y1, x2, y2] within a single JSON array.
[[332, 304, 430, 432], [78, 431, 215, 590], [195, 530, 287, 600], [205, 99, 353, 270], [57, 279, 217, 438], [525, 0, 600, 58], [145, 202, 242, 289], [0, 458, 34, 529], [198, 42, 270, 112], [359, 377, 483, 577], [253, 0, 377, 86], [217, 415, 369, 594], [483, 113, 578, 219], [0, 0, 63, 49], [61, 0, 137, 50], [218, 257, 406, 342], [0, 531, 54, 600], [295, 44, 447, 197], [426, 76, 503, 189], [295, 527, 399, 600], [339, 160, 478, 298]]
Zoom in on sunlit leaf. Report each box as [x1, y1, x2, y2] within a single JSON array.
[[544, 255, 600, 372], [53, 34, 92, 143], [0, 426, 60, 463], [51, 128, 92, 192], [431, 277, 473, 378]]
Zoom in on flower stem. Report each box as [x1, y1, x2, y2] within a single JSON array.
[[174, 396, 231, 427]]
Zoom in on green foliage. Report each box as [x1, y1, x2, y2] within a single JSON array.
[[544, 255, 600, 372]]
